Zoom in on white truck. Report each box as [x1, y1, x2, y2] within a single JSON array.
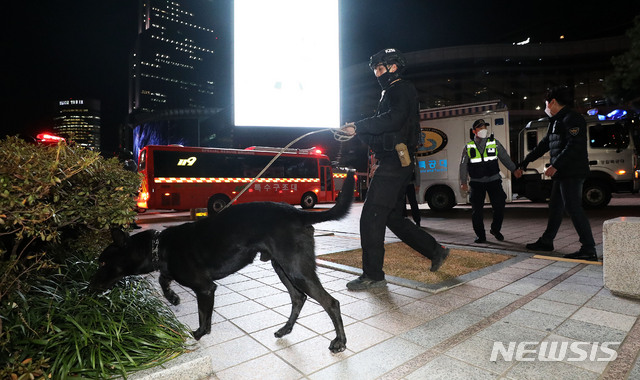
[[515, 114, 640, 208], [415, 100, 513, 211]]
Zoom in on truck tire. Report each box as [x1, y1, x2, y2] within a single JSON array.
[[425, 186, 456, 211], [207, 194, 230, 215], [300, 192, 317, 209], [582, 180, 611, 209]]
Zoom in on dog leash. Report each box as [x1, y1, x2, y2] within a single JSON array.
[[220, 128, 355, 212]]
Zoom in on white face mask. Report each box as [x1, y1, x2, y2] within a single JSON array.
[[476, 129, 489, 139], [544, 105, 553, 118]]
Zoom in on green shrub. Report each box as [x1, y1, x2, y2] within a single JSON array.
[[0, 137, 190, 379], [0, 136, 139, 300]]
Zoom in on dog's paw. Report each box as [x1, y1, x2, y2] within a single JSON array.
[[167, 294, 180, 306], [329, 338, 347, 353], [192, 327, 210, 340], [274, 324, 293, 338]]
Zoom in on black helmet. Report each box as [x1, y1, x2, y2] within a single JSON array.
[[368, 48, 407, 72]]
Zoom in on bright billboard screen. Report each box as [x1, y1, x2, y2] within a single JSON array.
[[234, 0, 340, 128]]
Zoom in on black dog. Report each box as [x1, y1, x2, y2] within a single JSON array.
[[90, 171, 355, 353]]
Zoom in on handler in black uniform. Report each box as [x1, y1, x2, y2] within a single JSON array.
[[340, 48, 449, 290], [520, 86, 597, 261]]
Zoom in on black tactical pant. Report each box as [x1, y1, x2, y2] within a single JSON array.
[[360, 162, 440, 281], [541, 177, 596, 253], [469, 179, 506, 239]]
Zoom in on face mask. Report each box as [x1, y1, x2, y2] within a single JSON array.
[[376, 68, 400, 90], [544, 105, 553, 118], [476, 129, 489, 139]]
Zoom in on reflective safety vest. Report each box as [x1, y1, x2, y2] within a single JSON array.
[[466, 139, 499, 179]]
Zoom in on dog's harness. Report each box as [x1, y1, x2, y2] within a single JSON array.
[[151, 230, 161, 271]]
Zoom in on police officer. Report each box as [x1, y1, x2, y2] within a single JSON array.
[[340, 48, 449, 290], [460, 119, 522, 243], [520, 86, 597, 261]]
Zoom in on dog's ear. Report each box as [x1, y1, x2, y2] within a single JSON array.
[[110, 229, 129, 247]]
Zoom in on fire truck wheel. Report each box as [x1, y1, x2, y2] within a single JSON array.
[[300, 192, 317, 209], [582, 180, 611, 209], [207, 195, 230, 215]]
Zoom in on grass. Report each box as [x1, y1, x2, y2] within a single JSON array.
[[318, 242, 513, 284], [0, 259, 192, 380]]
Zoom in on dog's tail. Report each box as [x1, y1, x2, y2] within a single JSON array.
[[299, 169, 355, 225]]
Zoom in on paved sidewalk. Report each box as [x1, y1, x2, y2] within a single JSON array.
[[129, 196, 640, 379]]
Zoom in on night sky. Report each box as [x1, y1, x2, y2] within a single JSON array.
[[4, 1, 639, 153]]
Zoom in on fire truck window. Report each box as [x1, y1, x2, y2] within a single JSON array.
[[526, 131, 538, 151]]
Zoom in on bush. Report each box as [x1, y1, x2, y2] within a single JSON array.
[[0, 137, 190, 379], [0, 136, 139, 300]]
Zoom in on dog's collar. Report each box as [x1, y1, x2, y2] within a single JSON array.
[[151, 230, 161, 270]]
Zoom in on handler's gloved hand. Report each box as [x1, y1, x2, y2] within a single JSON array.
[[340, 123, 356, 136]]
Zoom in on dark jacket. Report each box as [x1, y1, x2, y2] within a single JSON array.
[[522, 107, 589, 179], [354, 79, 420, 163]]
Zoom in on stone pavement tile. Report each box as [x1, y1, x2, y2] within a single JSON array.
[[522, 298, 581, 318], [420, 291, 475, 310], [216, 273, 251, 286], [499, 276, 549, 296], [237, 285, 283, 300], [273, 298, 325, 319], [195, 320, 246, 348], [629, 357, 640, 380], [510, 258, 554, 270], [400, 310, 485, 349], [465, 277, 510, 291], [327, 290, 361, 306], [307, 337, 426, 380], [540, 333, 618, 374], [500, 308, 566, 332], [455, 291, 521, 317], [297, 310, 357, 335], [250, 323, 318, 352], [538, 289, 594, 306], [275, 335, 353, 375], [554, 319, 628, 344], [444, 335, 514, 375], [446, 283, 494, 299], [215, 300, 267, 320], [339, 298, 393, 320], [570, 307, 637, 332], [476, 320, 550, 343], [404, 354, 500, 380], [527, 265, 573, 280], [551, 281, 601, 296], [211, 291, 249, 308], [396, 299, 450, 321], [230, 309, 288, 334], [563, 273, 604, 287], [585, 295, 640, 317], [363, 291, 416, 309], [363, 309, 432, 335], [482, 267, 533, 282], [205, 335, 270, 372], [505, 360, 600, 380], [223, 279, 264, 293], [329, 321, 393, 352], [215, 353, 302, 380], [387, 285, 432, 299], [253, 291, 294, 309]]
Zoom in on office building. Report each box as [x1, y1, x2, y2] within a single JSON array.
[[128, 0, 226, 158], [53, 98, 101, 149]]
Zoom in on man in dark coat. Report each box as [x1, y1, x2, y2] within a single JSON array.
[[520, 86, 597, 261]]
